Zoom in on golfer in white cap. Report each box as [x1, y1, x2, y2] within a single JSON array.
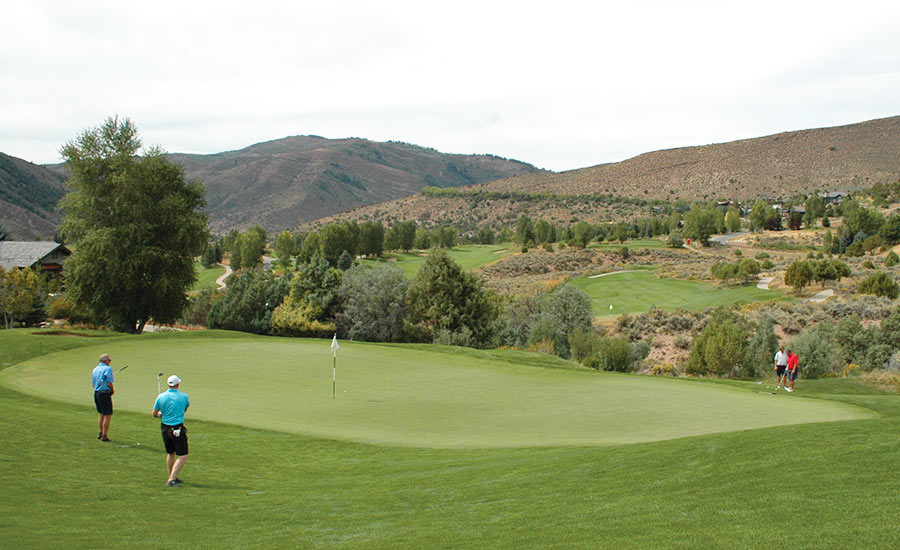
[[152, 375, 191, 487]]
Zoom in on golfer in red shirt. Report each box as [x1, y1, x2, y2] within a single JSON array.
[[785, 349, 799, 392]]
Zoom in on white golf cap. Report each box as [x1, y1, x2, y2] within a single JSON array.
[[167, 375, 182, 387]]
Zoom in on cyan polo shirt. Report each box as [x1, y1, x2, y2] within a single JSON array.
[[153, 388, 190, 426]]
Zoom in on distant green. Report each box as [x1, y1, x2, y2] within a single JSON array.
[[589, 238, 666, 250], [571, 269, 783, 316], [192, 261, 225, 291], [360, 244, 515, 277]]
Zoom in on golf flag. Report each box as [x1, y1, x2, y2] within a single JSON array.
[[331, 334, 339, 399], [331, 333, 340, 357]]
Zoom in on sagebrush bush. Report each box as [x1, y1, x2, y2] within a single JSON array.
[[787, 321, 844, 378]]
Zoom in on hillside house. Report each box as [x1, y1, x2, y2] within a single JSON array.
[[817, 191, 850, 205], [0, 241, 71, 274]]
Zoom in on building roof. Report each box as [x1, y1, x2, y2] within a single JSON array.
[[0, 241, 70, 270]]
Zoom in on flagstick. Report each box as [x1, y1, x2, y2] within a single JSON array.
[[332, 355, 336, 399]]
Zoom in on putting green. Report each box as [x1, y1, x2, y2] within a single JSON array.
[[0, 333, 871, 448]]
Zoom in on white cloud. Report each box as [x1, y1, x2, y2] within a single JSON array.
[[1, 0, 898, 170]]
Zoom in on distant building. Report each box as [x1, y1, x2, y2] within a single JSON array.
[[0, 241, 71, 274], [817, 191, 850, 204]]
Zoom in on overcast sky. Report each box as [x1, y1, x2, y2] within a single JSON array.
[[2, 0, 899, 171]]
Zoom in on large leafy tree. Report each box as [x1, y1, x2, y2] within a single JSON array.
[[683, 204, 719, 246], [59, 117, 208, 333]]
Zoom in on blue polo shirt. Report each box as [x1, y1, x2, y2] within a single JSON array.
[[153, 388, 190, 425], [92, 363, 114, 392]]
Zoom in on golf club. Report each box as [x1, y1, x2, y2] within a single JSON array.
[[115, 365, 129, 374], [157, 372, 164, 394]]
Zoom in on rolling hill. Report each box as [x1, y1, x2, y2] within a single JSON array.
[[309, 116, 900, 230], [170, 136, 541, 234], [0, 153, 66, 240]]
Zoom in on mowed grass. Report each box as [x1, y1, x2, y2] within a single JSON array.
[[1, 332, 867, 448], [571, 269, 783, 316], [192, 261, 226, 291], [360, 244, 515, 277], [2, 329, 899, 549], [589, 238, 666, 250]]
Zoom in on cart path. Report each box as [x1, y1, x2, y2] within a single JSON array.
[[215, 263, 233, 290]]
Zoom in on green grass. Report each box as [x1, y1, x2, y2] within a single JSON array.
[[360, 244, 515, 277], [192, 261, 226, 291], [589, 238, 666, 250], [2, 329, 899, 549], [2, 333, 867, 448], [570, 269, 784, 316]]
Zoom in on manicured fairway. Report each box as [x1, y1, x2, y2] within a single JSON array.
[[589, 238, 666, 250], [192, 261, 226, 291], [2, 329, 899, 549], [0, 332, 868, 448], [571, 269, 782, 316], [360, 244, 515, 277]]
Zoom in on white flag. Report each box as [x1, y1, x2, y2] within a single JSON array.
[[331, 333, 340, 356]]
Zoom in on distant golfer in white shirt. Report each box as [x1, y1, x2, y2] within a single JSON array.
[[774, 345, 788, 390]]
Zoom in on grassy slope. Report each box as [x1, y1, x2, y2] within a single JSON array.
[[570, 269, 783, 316], [1, 329, 899, 549]]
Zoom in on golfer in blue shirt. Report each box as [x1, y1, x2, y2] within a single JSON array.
[[91, 353, 115, 442], [152, 375, 191, 487]]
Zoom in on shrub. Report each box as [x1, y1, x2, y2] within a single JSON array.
[[590, 337, 634, 372], [685, 308, 748, 377], [650, 362, 678, 376], [843, 363, 862, 377], [858, 271, 899, 299], [179, 289, 221, 327], [630, 339, 652, 363], [336, 264, 409, 342], [46, 294, 92, 325], [788, 321, 844, 378], [569, 326, 600, 363], [862, 260, 875, 269], [885, 250, 899, 267], [755, 251, 770, 260], [742, 315, 778, 378]]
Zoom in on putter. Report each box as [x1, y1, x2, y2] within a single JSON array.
[[115, 365, 129, 374], [157, 372, 164, 394]]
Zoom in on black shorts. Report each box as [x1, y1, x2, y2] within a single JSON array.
[[94, 391, 113, 415], [161, 424, 189, 456], [775, 365, 787, 377], [787, 369, 798, 381]]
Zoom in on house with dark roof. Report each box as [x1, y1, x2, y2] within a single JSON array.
[[0, 241, 71, 273], [817, 191, 850, 204]]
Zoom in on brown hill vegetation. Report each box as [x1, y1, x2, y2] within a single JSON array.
[[0, 153, 66, 239], [170, 136, 540, 234], [310, 116, 900, 230]]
